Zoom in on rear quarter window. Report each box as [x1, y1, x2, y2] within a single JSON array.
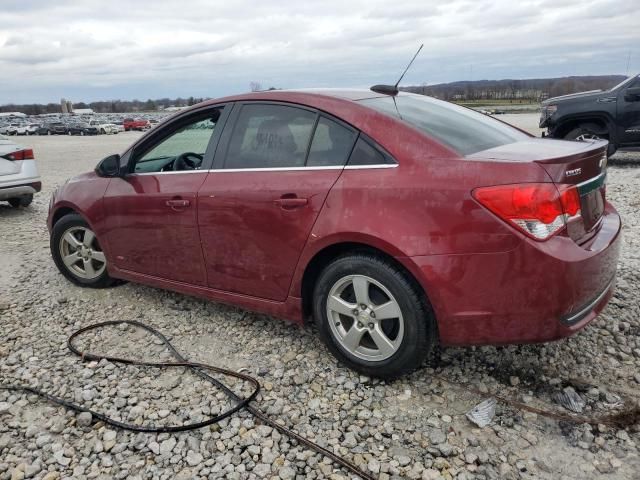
[[359, 95, 528, 156]]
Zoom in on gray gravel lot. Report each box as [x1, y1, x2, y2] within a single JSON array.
[[1, 116, 639, 480]]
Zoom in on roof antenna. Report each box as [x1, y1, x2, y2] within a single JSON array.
[[371, 44, 424, 96]]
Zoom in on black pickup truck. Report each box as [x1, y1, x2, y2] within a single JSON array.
[[540, 74, 640, 155]]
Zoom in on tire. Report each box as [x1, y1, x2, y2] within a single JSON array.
[[8, 195, 33, 208], [565, 126, 617, 156], [312, 253, 437, 379], [50, 213, 119, 288]]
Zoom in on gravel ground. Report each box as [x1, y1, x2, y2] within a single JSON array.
[[1, 117, 639, 480]]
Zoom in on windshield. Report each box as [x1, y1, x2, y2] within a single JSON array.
[[360, 94, 528, 155], [610, 74, 639, 91]]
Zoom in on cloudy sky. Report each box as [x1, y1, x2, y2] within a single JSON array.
[[0, 0, 638, 104]]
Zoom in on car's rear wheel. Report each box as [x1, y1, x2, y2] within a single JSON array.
[[565, 126, 617, 156], [8, 195, 33, 208], [313, 254, 436, 379], [51, 214, 118, 288]]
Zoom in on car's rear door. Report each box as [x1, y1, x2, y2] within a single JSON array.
[[102, 105, 230, 285], [197, 102, 358, 301]]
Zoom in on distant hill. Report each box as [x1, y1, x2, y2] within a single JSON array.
[[402, 75, 628, 102]]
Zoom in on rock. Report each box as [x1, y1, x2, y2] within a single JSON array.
[[76, 412, 92, 427], [357, 409, 372, 420], [24, 463, 41, 477], [81, 390, 94, 401], [422, 469, 442, 480], [342, 432, 358, 449], [0, 402, 12, 415], [149, 441, 160, 455], [53, 450, 70, 467], [35, 435, 51, 448], [186, 451, 204, 466], [278, 466, 296, 479], [368, 459, 381, 474], [10, 469, 25, 480], [429, 430, 446, 445], [254, 463, 271, 477], [160, 437, 177, 455]]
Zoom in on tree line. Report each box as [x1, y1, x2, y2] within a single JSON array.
[[0, 96, 208, 116], [401, 75, 627, 102]]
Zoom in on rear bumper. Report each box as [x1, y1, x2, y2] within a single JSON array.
[[408, 203, 621, 346], [0, 181, 41, 200]]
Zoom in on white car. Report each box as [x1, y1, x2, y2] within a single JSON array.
[[25, 124, 40, 135], [88, 120, 118, 134], [0, 135, 41, 207], [6, 123, 29, 135]]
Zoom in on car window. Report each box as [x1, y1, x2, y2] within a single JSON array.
[[224, 104, 316, 169], [359, 95, 529, 156], [133, 110, 221, 174], [306, 117, 357, 167], [348, 138, 393, 166]]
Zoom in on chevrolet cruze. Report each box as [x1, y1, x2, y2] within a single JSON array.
[[48, 89, 621, 378]]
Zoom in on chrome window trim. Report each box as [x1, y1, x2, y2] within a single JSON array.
[[344, 164, 398, 170], [130, 170, 207, 176], [208, 164, 398, 173], [129, 164, 399, 176]]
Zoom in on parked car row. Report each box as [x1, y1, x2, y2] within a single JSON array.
[[0, 112, 166, 137]]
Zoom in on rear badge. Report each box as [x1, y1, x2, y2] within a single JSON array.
[[565, 168, 582, 177]]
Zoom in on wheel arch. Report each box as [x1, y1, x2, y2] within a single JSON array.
[[298, 240, 437, 326], [51, 205, 78, 226], [554, 114, 616, 142]]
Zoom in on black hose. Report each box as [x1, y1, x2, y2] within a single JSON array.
[[2, 320, 375, 480]]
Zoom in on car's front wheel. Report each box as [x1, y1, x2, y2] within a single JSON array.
[[313, 254, 437, 379], [51, 214, 118, 288]]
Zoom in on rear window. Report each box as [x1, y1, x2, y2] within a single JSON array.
[[359, 95, 528, 155]]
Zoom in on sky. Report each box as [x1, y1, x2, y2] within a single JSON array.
[[0, 0, 638, 105]]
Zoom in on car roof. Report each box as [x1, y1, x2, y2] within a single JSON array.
[[200, 88, 390, 107]]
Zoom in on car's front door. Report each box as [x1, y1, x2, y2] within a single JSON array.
[[617, 75, 640, 146], [102, 106, 228, 285], [198, 102, 358, 301]]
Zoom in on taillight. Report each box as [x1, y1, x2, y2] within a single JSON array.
[[3, 149, 34, 161], [473, 183, 581, 241]]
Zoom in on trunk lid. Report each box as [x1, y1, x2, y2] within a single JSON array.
[[467, 138, 608, 243]]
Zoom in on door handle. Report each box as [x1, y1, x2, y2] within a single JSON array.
[[274, 196, 308, 209], [165, 199, 190, 208]]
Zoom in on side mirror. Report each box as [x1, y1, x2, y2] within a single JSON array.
[[95, 154, 121, 177], [624, 86, 640, 102]]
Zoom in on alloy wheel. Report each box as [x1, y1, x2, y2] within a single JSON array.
[[59, 226, 106, 279], [327, 274, 404, 361], [575, 132, 600, 141]]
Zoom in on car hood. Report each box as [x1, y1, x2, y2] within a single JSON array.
[[542, 90, 603, 105]]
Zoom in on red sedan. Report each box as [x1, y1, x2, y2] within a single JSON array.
[[48, 89, 621, 378]]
